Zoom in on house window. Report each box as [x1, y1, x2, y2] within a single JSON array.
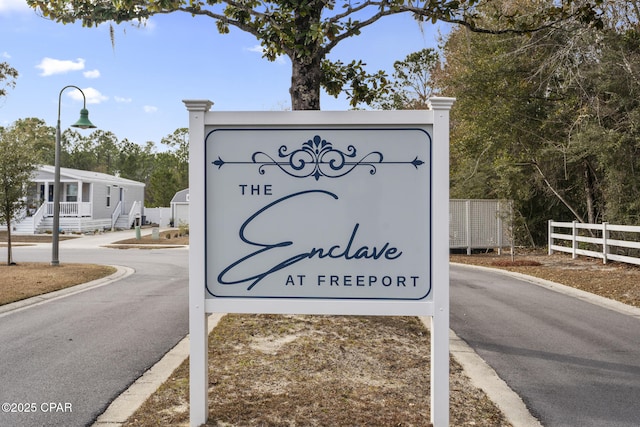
[[66, 183, 78, 202], [106, 186, 111, 207]]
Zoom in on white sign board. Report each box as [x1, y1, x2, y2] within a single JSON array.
[[186, 100, 454, 427], [205, 128, 431, 310]]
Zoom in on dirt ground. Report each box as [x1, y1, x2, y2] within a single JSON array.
[[0, 262, 116, 306], [123, 249, 640, 427], [112, 230, 189, 246], [0, 229, 183, 306], [124, 314, 511, 427]]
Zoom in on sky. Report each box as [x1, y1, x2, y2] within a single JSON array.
[[0, 0, 447, 148]]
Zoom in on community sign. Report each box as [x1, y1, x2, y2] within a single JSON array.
[[185, 100, 454, 427]]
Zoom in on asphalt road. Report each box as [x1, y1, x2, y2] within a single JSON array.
[[4, 233, 640, 426], [451, 263, 640, 427], [0, 233, 188, 427]]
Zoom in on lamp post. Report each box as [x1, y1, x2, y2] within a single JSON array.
[[51, 85, 96, 266]]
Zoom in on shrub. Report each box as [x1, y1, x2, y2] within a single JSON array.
[[178, 221, 189, 237]]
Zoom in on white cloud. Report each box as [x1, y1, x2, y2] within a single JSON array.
[[2, 52, 10, 59], [36, 57, 85, 76], [67, 87, 108, 105], [83, 69, 101, 79], [246, 45, 264, 54], [114, 96, 132, 103], [245, 44, 286, 64], [143, 105, 158, 113], [0, 0, 31, 13]]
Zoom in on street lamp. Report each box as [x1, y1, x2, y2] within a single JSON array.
[[51, 85, 96, 266]]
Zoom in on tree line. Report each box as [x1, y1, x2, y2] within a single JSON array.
[[431, 1, 640, 245], [1, 117, 188, 208], [4, 0, 636, 250], [362, 1, 640, 246]]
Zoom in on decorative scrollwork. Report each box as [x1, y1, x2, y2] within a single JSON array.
[[212, 135, 424, 180]]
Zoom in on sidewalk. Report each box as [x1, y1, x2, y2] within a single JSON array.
[[10, 228, 184, 250], [58, 229, 165, 249]]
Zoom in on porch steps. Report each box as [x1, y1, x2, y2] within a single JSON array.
[[12, 217, 36, 235], [114, 215, 133, 230]]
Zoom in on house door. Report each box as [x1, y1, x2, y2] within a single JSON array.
[[119, 188, 125, 214]]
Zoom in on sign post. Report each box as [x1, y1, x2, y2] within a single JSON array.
[[185, 99, 454, 427]]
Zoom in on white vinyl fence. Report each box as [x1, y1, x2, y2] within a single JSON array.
[[450, 200, 513, 254], [548, 220, 640, 265], [143, 207, 172, 227]]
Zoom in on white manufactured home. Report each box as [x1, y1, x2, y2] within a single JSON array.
[[12, 165, 145, 234]]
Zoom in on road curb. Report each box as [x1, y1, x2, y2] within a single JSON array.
[[102, 244, 188, 249], [418, 316, 542, 427], [97, 312, 542, 427], [452, 262, 640, 319], [449, 262, 640, 426], [92, 313, 225, 426], [448, 327, 543, 427], [0, 265, 133, 318]]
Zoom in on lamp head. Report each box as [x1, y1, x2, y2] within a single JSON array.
[[72, 108, 96, 129]]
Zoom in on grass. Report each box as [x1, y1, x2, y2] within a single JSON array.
[[0, 262, 116, 306], [124, 315, 511, 427], [451, 250, 640, 309], [0, 228, 185, 306], [1, 231, 512, 426], [0, 233, 77, 243], [111, 230, 189, 246]]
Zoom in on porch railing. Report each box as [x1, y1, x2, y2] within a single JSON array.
[[45, 202, 92, 217], [31, 203, 46, 232], [128, 200, 141, 225], [111, 201, 122, 230]]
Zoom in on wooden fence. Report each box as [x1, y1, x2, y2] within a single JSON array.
[[548, 220, 640, 266]]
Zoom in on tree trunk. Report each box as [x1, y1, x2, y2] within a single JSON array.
[[583, 159, 597, 224], [290, 56, 322, 110], [531, 161, 585, 223], [5, 222, 13, 266], [289, 1, 324, 111]]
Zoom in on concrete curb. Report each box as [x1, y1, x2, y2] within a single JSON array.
[[101, 244, 188, 250], [0, 265, 133, 318], [448, 327, 543, 427], [96, 313, 542, 427], [418, 317, 542, 427], [452, 262, 640, 319], [92, 313, 225, 427], [448, 262, 640, 426]]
